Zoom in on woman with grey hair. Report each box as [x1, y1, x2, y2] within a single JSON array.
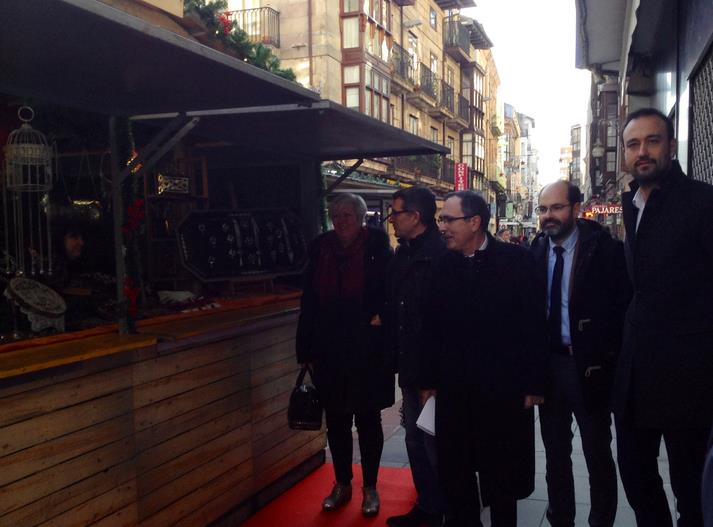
[[296, 192, 394, 517]]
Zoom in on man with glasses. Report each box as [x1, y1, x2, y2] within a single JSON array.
[[385, 187, 447, 527], [531, 181, 630, 527], [420, 190, 546, 527], [614, 108, 713, 527]]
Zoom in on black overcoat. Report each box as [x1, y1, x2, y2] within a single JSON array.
[[384, 225, 447, 388], [420, 234, 547, 501], [531, 219, 631, 411], [614, 160, 713, 429], [295, 227, 395, 414]]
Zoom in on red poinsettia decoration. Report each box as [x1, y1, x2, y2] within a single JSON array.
[[217, 13, 232, 35], [122, 197, 145, 239], [123, 276, 140, 317]]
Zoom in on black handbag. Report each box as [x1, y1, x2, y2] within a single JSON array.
[[288, 365, 323, 431]]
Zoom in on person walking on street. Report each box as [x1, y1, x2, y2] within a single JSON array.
[[532, 181, 631, 527], [295, 193, 394, 517], [614, 108, 713, 527], [421, 191, 547, 527], [384, 187, 448, 527]]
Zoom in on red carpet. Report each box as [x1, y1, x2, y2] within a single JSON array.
[[242, 464, 417, 526]]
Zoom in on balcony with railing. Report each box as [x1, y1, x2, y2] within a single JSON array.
[[390, 43, 416, 94], [390, 155, 461, 188], [441, 158, 455, 184], [447, 94, 471, 131], [406, 63, 439, 111], [444, 17, 473, 65], [429, 80, 455, 121], [224, 7, 280, 48]]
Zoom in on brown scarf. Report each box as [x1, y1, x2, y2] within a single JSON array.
[[314, 228, 368, 305]]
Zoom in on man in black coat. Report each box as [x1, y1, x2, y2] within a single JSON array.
[[420, 190, 547, 527], [385, 187, 448, 527], [614, 108, 713, 527], [532, 181, 631, 527]]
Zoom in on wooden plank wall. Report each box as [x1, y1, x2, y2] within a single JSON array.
[[0, 313, 325, 526]]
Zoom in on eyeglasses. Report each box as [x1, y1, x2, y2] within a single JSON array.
[[536, 203, 572, 214], [437, 214, 475, 225], [385, 208, 413, 220]]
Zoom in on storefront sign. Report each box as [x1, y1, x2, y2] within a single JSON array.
[[454, 162, 468, 190], [590, 204, 623, 215]]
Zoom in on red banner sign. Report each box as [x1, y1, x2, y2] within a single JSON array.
[[454, 162, 468, 190]]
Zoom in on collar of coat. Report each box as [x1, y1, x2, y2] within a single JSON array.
[[625, 159, 686, 195], [395, 224, 444, 259], [531, 218, 610, 262]]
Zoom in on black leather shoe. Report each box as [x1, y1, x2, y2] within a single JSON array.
[[322, 483, 352, 511], [387, 505, 444, 526], [362, 486, 380, 516]]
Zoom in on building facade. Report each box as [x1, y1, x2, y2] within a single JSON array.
[[226, 0, 505, 212]]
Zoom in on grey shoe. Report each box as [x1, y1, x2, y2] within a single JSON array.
[[362, 486, 380, 516], [322, 483, 352, 511]]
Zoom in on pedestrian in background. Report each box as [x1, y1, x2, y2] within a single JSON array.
[[532, 181, 631, 527], [614, 108, 713, 527], [295, 193, 394, 517], [496, 226, 511, 243], [384, 187, 448, 527], [421, 191, 547, 527]]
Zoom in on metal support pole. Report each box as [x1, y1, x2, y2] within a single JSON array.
[[109, 116, 130, 335]]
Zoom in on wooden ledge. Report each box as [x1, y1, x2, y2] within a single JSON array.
[[0, 333, 157, 380]]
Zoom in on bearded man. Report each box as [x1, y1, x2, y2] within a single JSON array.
[[615, 108, 713, 527]]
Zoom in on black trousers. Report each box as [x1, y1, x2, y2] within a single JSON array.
[[439, 397, 518, 527], [539, 354, 617, 527], [616, 417, 708, 527], [325, 408, 383, 487]]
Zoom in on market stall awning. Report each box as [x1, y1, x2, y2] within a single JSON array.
[[132, 101, 450, 161], [0, 0, 320, 116]]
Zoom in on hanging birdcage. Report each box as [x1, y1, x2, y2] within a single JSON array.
[[4, 106, 53, 192]]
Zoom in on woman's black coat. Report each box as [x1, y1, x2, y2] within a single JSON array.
[[296, 227, 395, 414], [420, 235, 547, 502]]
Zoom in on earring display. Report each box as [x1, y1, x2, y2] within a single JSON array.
[[177, 209, 307, 282]]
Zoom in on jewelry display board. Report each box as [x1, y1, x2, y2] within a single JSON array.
[[177, 209, 307, 282]]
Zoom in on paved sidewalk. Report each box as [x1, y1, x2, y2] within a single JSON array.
[[326, 392, 676, 526]]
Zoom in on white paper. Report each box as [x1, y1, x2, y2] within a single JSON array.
[[416, 395, 436, 436]]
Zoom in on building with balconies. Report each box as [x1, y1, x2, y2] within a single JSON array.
[[228, 0, 499, 208]]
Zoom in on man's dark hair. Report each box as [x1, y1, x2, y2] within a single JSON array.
[[445, 190, 490, 232], [393, 187, 437, 226], [622, 107, 675, 142]]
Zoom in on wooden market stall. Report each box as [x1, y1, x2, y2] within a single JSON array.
[[0, 1, 447, 525]]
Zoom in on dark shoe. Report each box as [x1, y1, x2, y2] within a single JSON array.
[[362, 486, 380, 516], [322, 483, 352, 511], [387, 505, 444, 526]]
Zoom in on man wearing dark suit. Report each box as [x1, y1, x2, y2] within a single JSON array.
[[420, 190, 547, 527], [532, 181, 631, 527], [615, 107, 713, 527]]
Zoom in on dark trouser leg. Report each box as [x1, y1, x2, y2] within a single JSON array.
[[539, 356, 577, 527], [615, 419, 672, 527], [325, 410, 354, 485], [489, 493, 517, 527], [662, 427, 708, 527], [438, 395, 483, 527], [354, 409, 384, 487], [575, 406, 617, 527], [402, 386, 446, 514]]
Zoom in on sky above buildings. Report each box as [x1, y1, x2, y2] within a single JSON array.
[[463, 0, 591, 186]]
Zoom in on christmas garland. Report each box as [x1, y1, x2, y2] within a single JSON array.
[[184, 0, 296, 82]]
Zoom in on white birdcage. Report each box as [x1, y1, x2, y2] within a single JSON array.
[[4, 106, 53, 192]]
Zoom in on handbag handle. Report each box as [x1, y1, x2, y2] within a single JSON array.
[[296, 364, 315, 387]]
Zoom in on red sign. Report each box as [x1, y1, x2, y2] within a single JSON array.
[[454, 162, 468, 190]]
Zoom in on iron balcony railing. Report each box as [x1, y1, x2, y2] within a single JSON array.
[[442, 158, 455, 184], [224, 7, 280, 48], [393, 154, 441, 180], [391, 43, 417, 84], [441, 81, 455, 113], [419, 64, 439, 100], [444, 17, 471, 56], [457, 94, 471, 123]]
